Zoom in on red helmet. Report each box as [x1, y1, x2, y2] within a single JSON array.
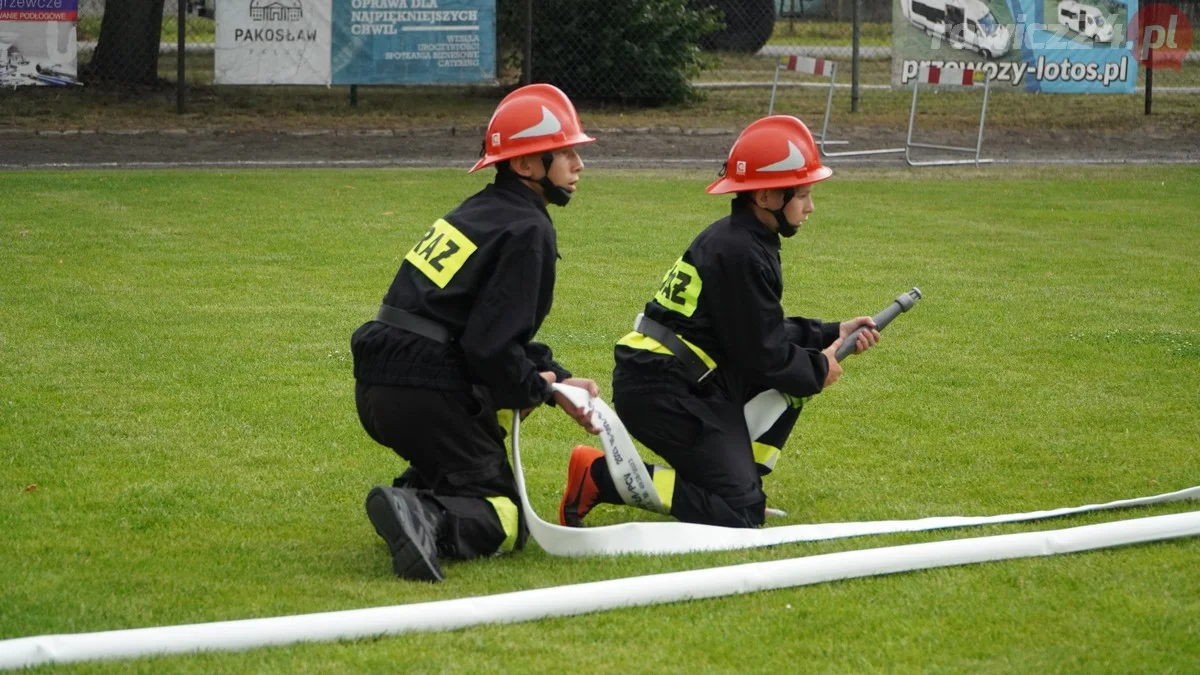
[[470, 83, 596, 173], [706, 115, 832, 194]]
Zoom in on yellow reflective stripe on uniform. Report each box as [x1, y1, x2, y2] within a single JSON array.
[[784, 393, 811, 409], [752, 442, 781, 471], [495, 409, 514, 439], [403, 218, 478, 289], [653, 258, 703, 317], [678, 336, 716, 370], [485, 496, 519, 553], [617, 331, 670, 355], [651, 466, 676, 511], [616, 331, 718, 371]]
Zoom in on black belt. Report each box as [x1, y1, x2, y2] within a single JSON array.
[[634, 314, 715, 383], [375, 304, 452, 344]]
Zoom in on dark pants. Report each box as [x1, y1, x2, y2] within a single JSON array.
[[355, 382, 526, 558], [613, 383, 801, 529]]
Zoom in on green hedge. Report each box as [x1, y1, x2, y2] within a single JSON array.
[[498, 0, 721, 106]]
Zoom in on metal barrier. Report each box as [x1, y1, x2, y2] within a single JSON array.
[[768, 55, 904, 157], [767, 55, 844, 146], [905, 64, 994, 167]]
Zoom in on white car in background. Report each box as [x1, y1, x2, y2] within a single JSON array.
[[901, 0, 1012, 59], [1057, 1, 1115, 42]]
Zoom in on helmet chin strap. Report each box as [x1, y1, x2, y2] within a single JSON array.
[[768, 188, 798, 237], [538, 152, 572, 207]]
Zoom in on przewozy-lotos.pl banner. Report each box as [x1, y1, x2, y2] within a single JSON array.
[[892, 0, 1139, 92], [216, 0, 496, 85]]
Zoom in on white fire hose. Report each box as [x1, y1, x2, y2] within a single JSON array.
[[1, 385, 1194, 669], [527, 384, 1200, 557]]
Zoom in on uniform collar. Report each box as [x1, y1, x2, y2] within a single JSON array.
[[730, 199, 780, 248], [495, 171, 551, 216], [493, 170, 559, 258]]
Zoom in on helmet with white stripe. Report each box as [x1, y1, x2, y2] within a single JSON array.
[[470, 83, 596, 173], [706, 115, 832, 194]]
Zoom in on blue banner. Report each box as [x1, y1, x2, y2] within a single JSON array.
[[893, 0, 1139, 93], [1009, 0, 1137, 92], [331, 0, 495, 85]]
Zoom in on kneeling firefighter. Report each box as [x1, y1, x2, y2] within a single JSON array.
[[559, 115, 881, 529], [352, 84, 601, 582]]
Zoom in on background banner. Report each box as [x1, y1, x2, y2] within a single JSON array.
[[892, 0, 1139, 92], [216, 0, 333, 85], [0, 0, 77, 87], [331, 0, 496, 85], [216, 0, 495, 85]]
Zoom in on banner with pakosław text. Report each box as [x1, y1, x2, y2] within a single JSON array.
[[0, 0, 78, 87], [892, 0, 1139, 92], [216, 0, 333, 84], [215, 0, 495, 85]]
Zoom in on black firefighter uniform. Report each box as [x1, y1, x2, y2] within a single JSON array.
[[613, 198, 840, 528], [352, 172, 573, 558]]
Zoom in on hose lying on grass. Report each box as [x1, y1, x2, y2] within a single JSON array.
[[2, 508, 1197, 669], [1, 390, 1196, 669]]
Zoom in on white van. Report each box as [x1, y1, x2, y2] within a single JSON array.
[[901, 0, 1012, 59], [1057, 1, 1115, 42]]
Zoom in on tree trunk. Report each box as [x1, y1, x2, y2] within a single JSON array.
[[83, 0, 166, 84]]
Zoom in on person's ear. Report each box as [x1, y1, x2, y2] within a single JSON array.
[[755, 189, 773, 210], [509, 156, 532, 178]]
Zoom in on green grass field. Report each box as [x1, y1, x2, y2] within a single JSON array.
[[2, 166, 1199, 672]]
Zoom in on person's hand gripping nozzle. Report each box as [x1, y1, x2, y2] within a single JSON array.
[[834, 287, 922, 362]]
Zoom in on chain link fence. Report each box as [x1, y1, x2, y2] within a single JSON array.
[[74, 0, 211, 84], [5, 0, 1199, 121], [63, 0, 895, 100]]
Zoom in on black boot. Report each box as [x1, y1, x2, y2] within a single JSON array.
[[365, 486, 445, 582]]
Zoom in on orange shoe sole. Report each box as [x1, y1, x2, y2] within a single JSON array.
[[559, 445, 604, 527]]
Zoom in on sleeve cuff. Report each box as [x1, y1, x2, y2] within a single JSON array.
[[820, 322, 841, 350], [814, 351, 830, 392], [550, 362, 572, 384]]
